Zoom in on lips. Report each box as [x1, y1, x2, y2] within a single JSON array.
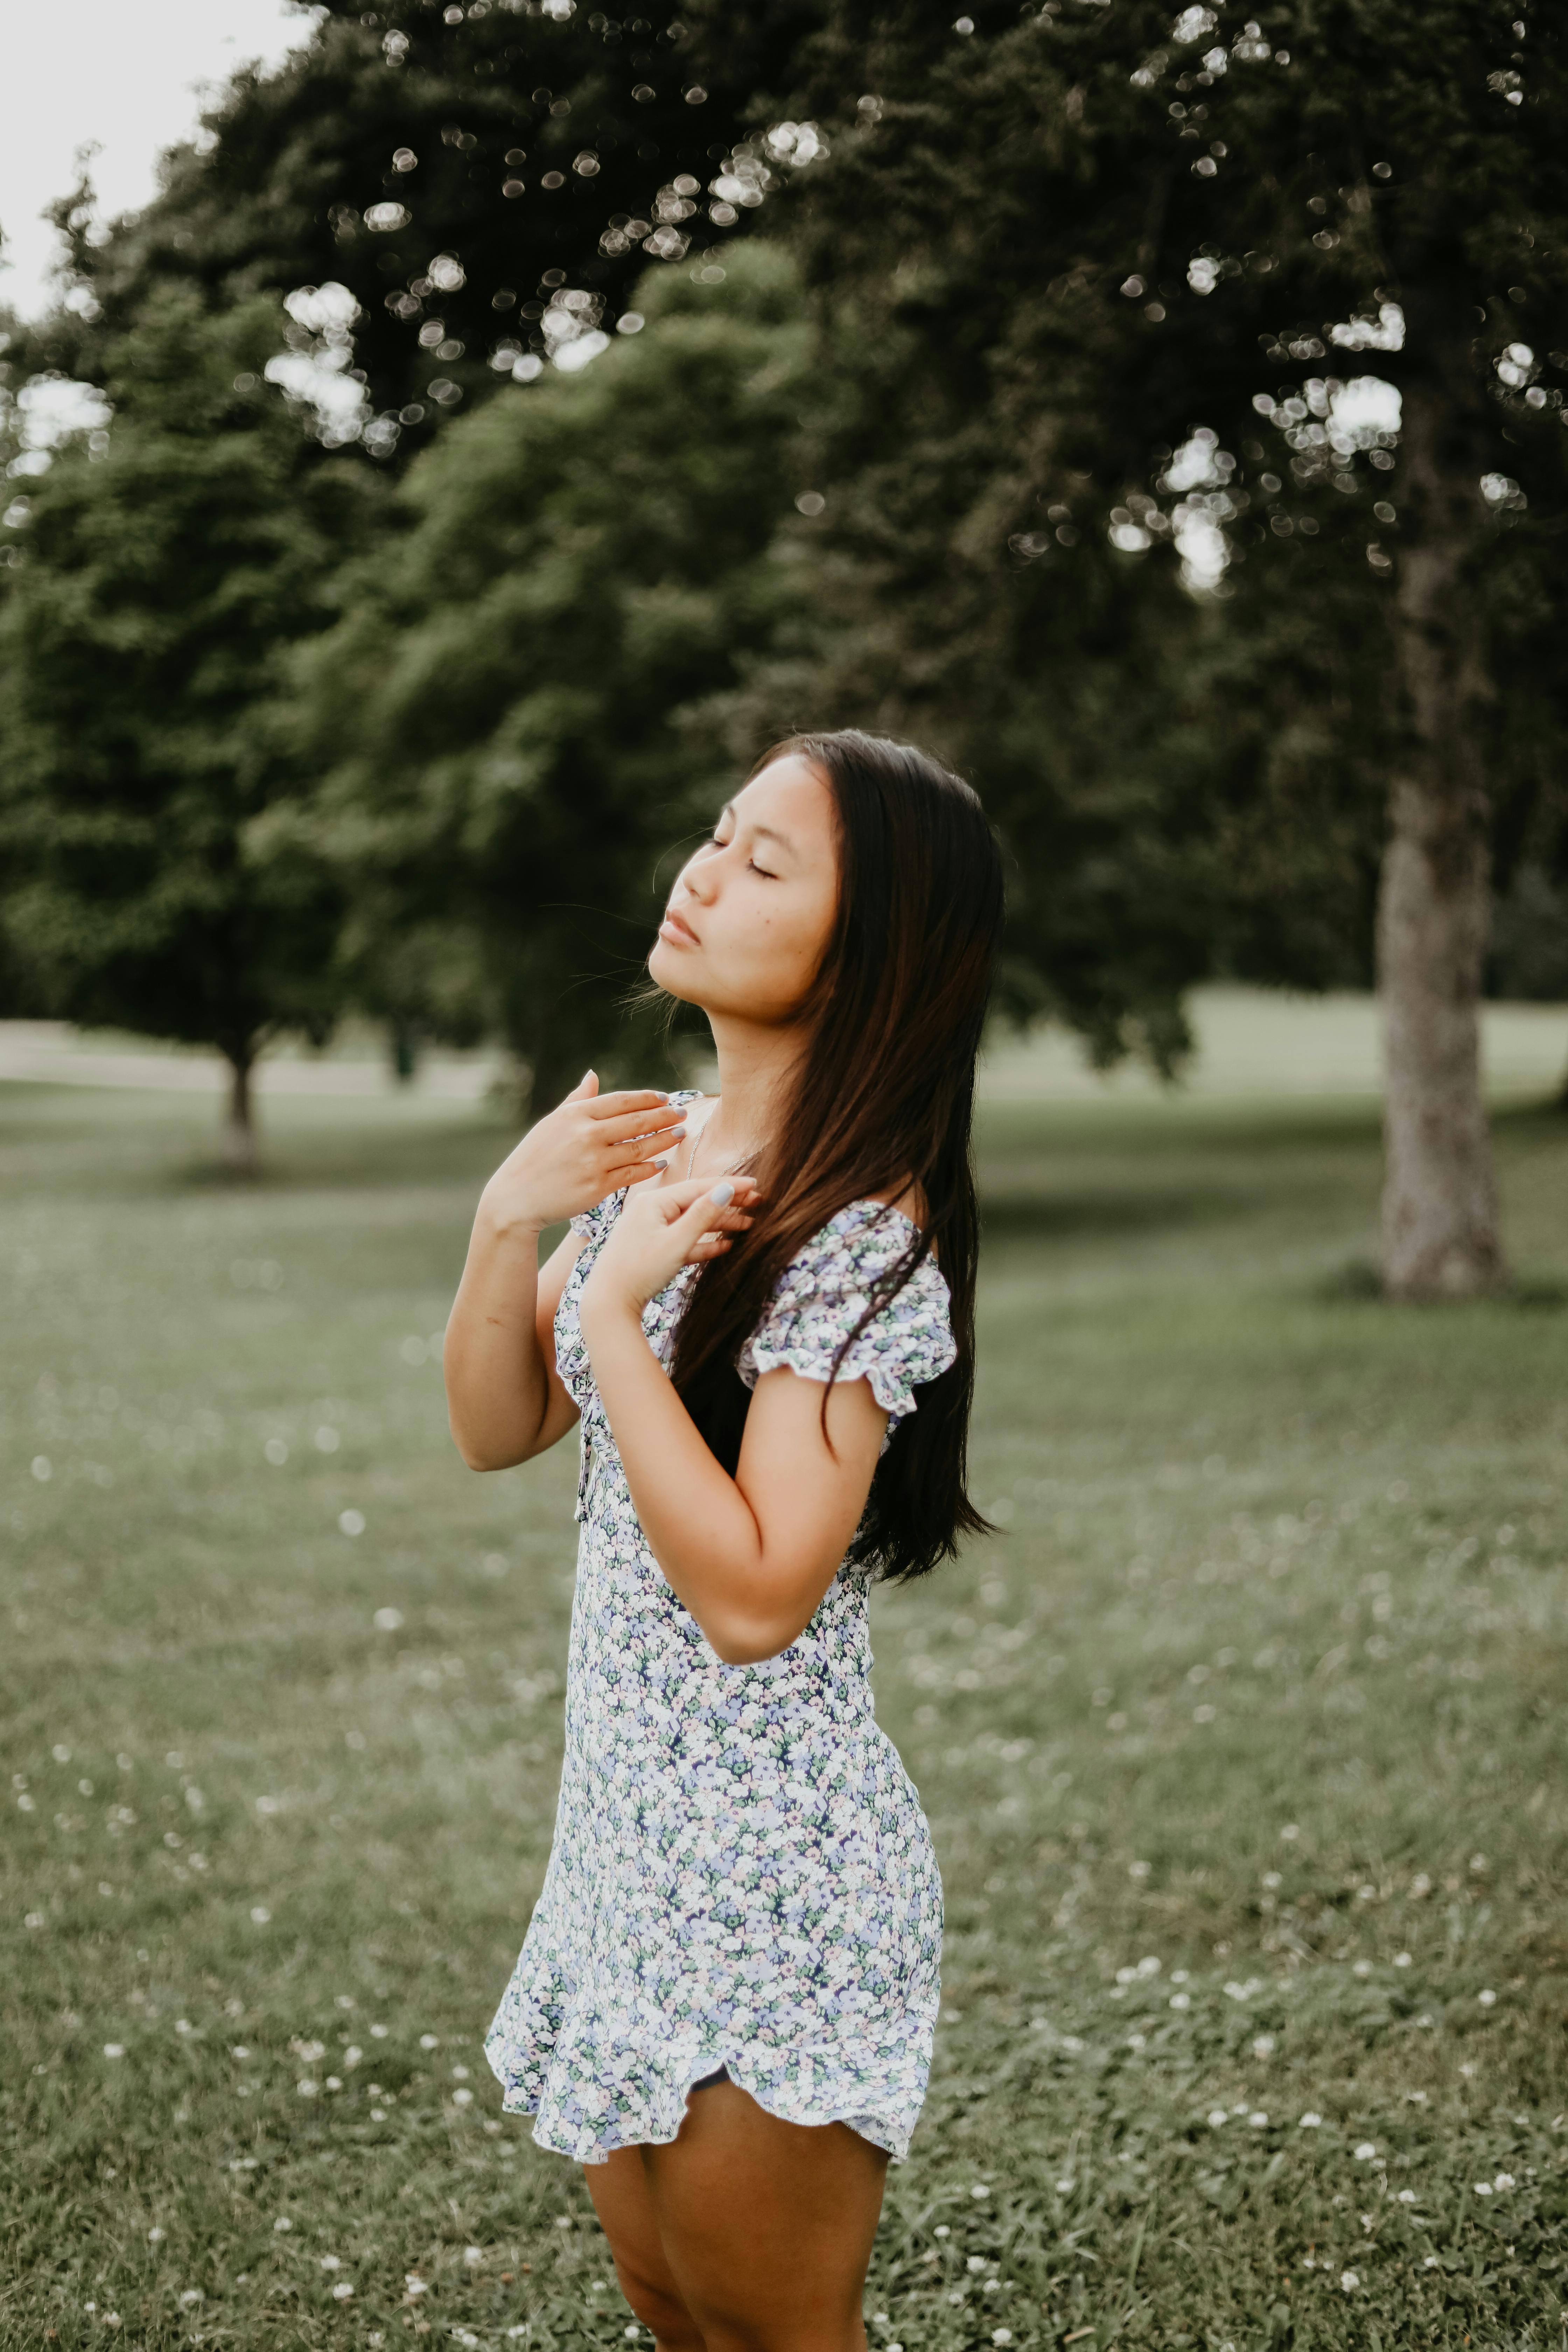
[[659, 908, 699, 946]]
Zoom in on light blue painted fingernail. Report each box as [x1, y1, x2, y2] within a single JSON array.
[[709, 1181, 734, 1207], [652, 1156, 671, 1169]]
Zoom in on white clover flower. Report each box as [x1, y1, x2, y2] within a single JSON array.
[[1299, 2112, 1323, 2128], [1340, 2269, 1360, 2292], [1354, 2142, 1377, 2161]]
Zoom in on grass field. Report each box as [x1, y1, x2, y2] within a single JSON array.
[[2, 1069, 1566, 2351]]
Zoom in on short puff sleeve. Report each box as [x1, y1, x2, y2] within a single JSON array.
[[736, 1203, 955, 1443]]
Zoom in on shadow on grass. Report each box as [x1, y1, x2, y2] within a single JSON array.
[[1315, 1257, 1568, 1310], [980, 1184, 1253, 1242], [0, 1081, 517, 1201]]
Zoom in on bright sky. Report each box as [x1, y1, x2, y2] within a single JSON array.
[[0, 0, 320, 320]]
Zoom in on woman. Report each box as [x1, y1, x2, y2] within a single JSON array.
[[445, 730, 1004, 2351]]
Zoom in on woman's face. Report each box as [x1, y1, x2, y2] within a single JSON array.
[[649, 755, 840, 1027]]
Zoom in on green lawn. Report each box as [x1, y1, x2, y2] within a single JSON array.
[[2, 1077, 1565, 2350]]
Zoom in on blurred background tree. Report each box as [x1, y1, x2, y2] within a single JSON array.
[[704, 0, 1568, 1295], [276, 243, 815, 1115], [1, 0, 1564, 1244], [0, 287, 367, 1171]]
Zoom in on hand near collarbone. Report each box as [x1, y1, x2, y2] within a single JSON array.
[[480, 1071, 688, 1238], [581, 1174, 763, 1321]]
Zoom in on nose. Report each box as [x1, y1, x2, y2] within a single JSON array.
[[680, 853, 716, 904]]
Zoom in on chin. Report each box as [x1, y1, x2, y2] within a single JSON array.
[[647, 936, 706, 1006]]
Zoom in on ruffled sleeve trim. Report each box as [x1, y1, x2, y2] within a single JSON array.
[[736, 1203, 955, 1441]]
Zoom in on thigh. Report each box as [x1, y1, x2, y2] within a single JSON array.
[[643, 2079, 889, 2352], [583, 2149, 704, 2352]]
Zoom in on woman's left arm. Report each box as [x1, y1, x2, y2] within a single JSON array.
[[577, 1179, 889, 1665]]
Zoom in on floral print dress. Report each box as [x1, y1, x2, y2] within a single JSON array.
[[484, 1101, 955, 2164]]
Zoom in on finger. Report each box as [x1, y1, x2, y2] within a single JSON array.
[[582, 1088, 674, 1121], [562, 1069, 599, 1104], [652, 1175, 762, 1211], [672, 1180, 745, 1243], [592, 1103, 690, 1144]]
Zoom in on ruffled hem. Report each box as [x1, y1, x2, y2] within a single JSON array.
[[486, 2039, 919, 2165]]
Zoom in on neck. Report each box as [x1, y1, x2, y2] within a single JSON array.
[[699, 1008, 808, 1168]]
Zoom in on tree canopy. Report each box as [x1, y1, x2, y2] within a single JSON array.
[[0, 287, 368, 1164], [281, 241, 817, 1110]]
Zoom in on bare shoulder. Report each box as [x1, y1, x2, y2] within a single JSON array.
[[865, 1179, 929, 1228]]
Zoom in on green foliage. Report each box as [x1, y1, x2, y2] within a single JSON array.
[[0, 288, 368, 1073], [697, 0, 1568, 1021], [1, 1068, 1564, 2344], [23, 0, 806, 457], [282, 242, 816, 1104]]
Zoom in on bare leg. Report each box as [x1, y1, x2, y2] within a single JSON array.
[[584, 2147, 707, 2352], [585, 2078, 889, 2352]]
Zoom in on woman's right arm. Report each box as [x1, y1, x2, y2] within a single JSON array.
[[443, 1073, 687, 1471]]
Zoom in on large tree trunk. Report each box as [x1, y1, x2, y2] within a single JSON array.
[[1376, 381, 1504, 1299], [220, 1052, 259, 1177]]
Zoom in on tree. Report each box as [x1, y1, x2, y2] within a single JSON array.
[[700, 0, 1568, 1295], [0, 288, 368, 1170], [281, 241, 816, 1113], [18, 2, 814, 468]]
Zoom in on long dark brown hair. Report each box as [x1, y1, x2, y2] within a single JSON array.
[[664, 729, 1005, 1581]]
